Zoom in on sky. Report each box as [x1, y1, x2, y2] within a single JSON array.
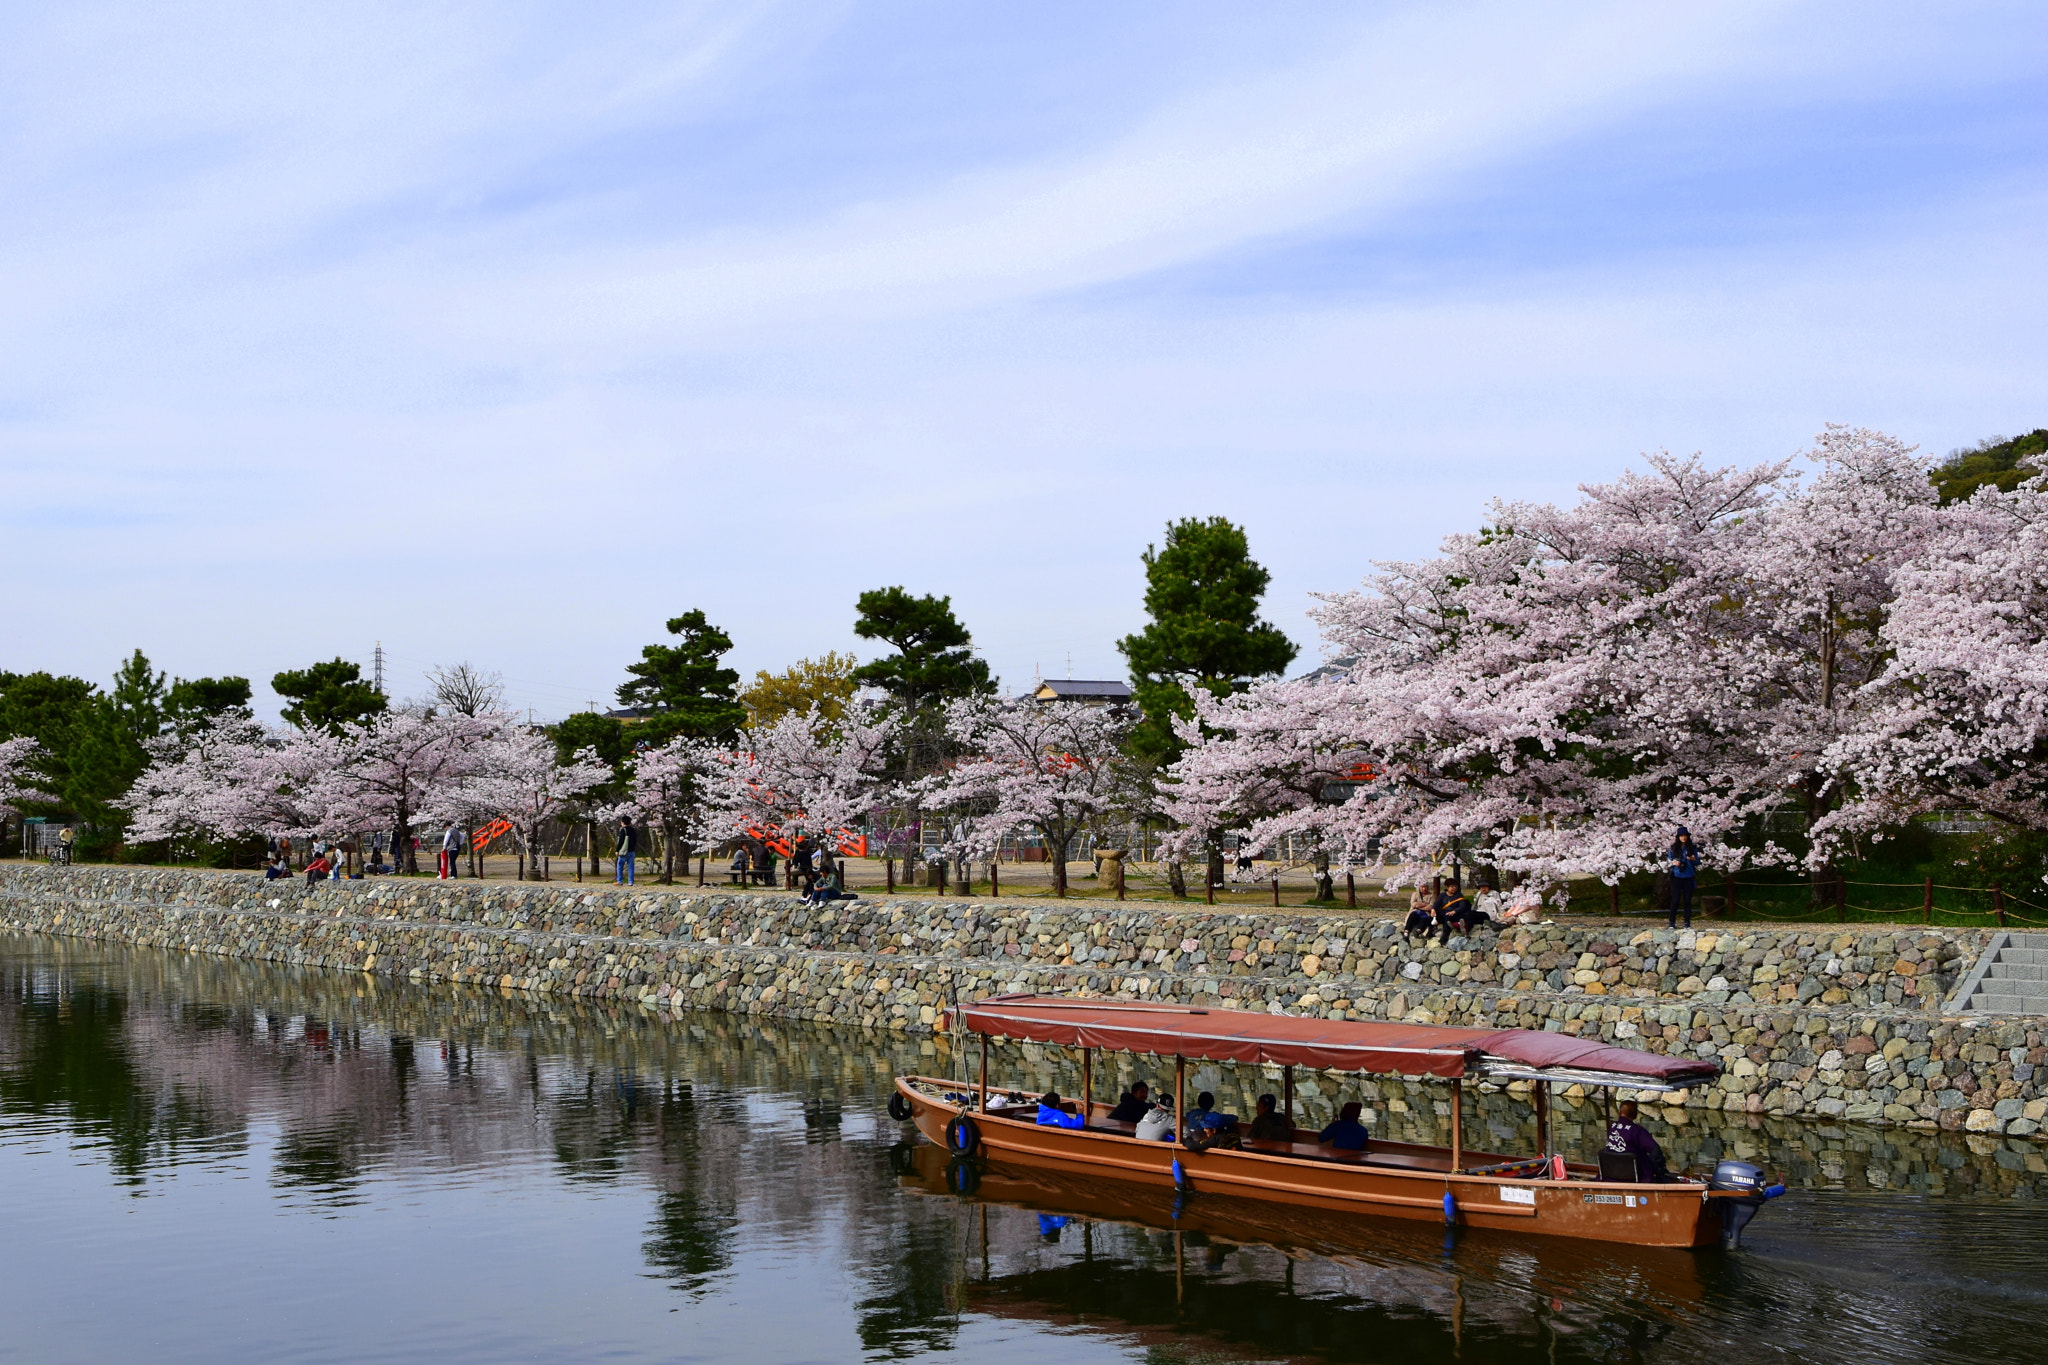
[[3, 1, 2045, 722]]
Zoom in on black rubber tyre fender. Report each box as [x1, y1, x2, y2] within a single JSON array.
[[887, 1092, 915, 1122], [944, 1114, 981, 1156], [945, 1159, 982, 1196]]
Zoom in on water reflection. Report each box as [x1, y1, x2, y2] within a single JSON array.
[[1, 933, 2044, 1365]]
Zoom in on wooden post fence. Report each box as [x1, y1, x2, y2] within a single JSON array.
[[1923, 877, 1933, 924], [1996, 883, 2007, 927]]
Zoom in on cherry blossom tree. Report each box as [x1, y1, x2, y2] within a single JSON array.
[[1166, 427, 1938, 895], [324, 709, 503, 874], [618, 735, 725, 884], [0, 737, 49, 829], [1831, 472, 2048, 838], [124, 720, 341, 846], [426, 725, 611, 879], [707, 705, 898, 858], [917, 696, 1135, 896]]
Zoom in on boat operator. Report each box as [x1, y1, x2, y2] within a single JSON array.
[[1603, 1101, 1671, 1180]]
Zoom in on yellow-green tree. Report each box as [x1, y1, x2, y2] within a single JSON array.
[[740, 652, 859, 730]]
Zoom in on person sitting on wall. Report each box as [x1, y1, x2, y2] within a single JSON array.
[[1433, 879, 1478, 942], [1403, 887, 1435, 940], [303, 854, 332, 887], [1318, 1101, 1371, 1152], [1035, 1090, 1086, 1129], [1603, 1101, 1671, 1181], [1246, 1093, 1292, 1142], [1106, 1081, 1154, 1124], [265, 856, 290, 881], [1443, 883, 1494, 938]]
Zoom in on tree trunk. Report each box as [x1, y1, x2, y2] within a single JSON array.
[[661, 821, 676, 885], [1052, 832, 1070, 897], [1205, 839, 1224, 894], [1167, 859, 1186, 898]]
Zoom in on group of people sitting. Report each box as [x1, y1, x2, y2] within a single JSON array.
[[1000, 1079, 1675, 1183], [1024, 1080, 1375, 1156]]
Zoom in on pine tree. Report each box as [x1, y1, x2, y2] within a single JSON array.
[[1117, 517, 1297, 764], [616, 610, 745, 744], [272, 659, 388, 733]]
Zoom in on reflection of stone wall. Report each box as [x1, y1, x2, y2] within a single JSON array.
[[2, 865, 2042, 1140]]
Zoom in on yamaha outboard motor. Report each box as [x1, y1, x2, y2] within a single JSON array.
[[1710, 1159, 1786, 1249]]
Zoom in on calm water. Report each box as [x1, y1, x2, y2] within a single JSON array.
[[1, 934, 2043, 1365]]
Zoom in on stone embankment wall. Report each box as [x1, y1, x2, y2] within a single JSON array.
[[2, 864, 2042, 1139]]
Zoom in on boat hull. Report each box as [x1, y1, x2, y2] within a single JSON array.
[[899, 1075, 1720, 1249]]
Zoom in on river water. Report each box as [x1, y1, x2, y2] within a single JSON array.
[[1, 933, 2042, 1365]]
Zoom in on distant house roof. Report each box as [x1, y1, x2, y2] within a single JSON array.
[[1029, 679, 1134, 703], [604, 707, 651, 721]]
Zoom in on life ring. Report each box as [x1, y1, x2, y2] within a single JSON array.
[[944, 1115, 981, 1156], [946, 1159, 982, 1196], [887, 1092, 915, 1122]]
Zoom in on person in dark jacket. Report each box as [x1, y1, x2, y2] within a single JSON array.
[[1246, 1094, 1292, 1142], [1433, 879, 1478, 942], [1667, 827, 1700, 929], [1106, 1082, 1154, 1124], [616, 816, 638, 885], [1604, 1101, 1670, 1180], [1318, 1101, 1370, 1151]]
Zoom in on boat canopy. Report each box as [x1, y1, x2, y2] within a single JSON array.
[[946, 995, 1720, 1091]]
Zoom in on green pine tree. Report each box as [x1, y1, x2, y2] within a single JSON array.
[[848, 587, 993, 713], [616, 611, 745, 744], [1117, 516, 1298, 765], [272, 659, 388, 733]]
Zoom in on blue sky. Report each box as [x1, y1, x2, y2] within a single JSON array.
[[3, 1, 2045, 720]]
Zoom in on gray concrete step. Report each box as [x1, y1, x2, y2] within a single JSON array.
[[1997, 948, 2048, 965], [1949, 932, 2048, 1014], [1986, 962, 2048, 981]]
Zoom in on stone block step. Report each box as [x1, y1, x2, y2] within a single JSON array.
[[1987, 961, 2048, 980], [1997, 948, 2048, 966], [1972, 993, 2048, 1014]]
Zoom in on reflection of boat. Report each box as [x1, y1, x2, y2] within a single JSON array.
[[896, 996, 1777, 1249], [893, 1139, 1708, 1307], [893, 1139, 1706, 1362]]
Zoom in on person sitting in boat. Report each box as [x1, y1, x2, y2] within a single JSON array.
[[1185, 1109, 1243, 1152], [1106, 1082, 1154, 1124], [1246, 1093, 1292, 1142], [1603, 1101, 1670, 1180], [1035, 1090, 1086, 1129], [1318, 1101, 1371, 1151], [1135, 1099, 1176, 1142]]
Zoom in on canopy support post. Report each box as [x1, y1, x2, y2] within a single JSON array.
[[1450, 1078, 1463, 1173], [1535, 1079, 1551, 1158], [1175, 1055, 1186, 1133], [1282, 1065, 1295, 1131], [1082, 1048, 1093, 1117], [979, 1034, 990, 1113]]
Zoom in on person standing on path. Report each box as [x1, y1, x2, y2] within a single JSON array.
[[442, 823, 463, 879], [57, 825, 74, 864], [616, 816, 638, 885], [1667, 827, 1699, 929]]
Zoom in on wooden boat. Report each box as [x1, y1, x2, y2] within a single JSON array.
[[894, 995, 1773, 1249]]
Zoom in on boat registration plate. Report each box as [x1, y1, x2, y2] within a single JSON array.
[[1582, 1193, 1636, 1206], [1500, 1186, 1536, 1205]]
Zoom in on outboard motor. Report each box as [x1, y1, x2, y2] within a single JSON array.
[[1710, 1159, 1786, 1249]]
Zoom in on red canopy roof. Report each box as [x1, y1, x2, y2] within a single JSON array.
[[947, 996, 1718, 1085]]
